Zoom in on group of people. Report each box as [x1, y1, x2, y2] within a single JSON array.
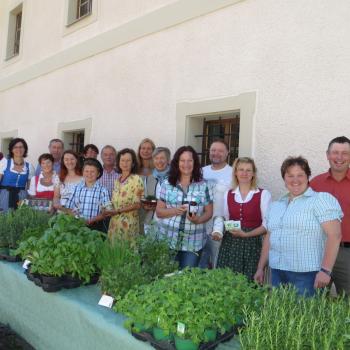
[[0, 135, 349, 297]]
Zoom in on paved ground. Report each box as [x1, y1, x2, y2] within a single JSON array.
[[0, 324, 35, 350]]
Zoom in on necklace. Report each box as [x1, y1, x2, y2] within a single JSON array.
[[13, 159, 24, 166]]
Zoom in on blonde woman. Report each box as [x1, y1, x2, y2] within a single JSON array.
[[217, 157, 271, 280], [137, 138, 156, 176]]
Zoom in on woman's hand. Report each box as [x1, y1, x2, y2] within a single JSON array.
[[229, 229, 246, 238], [254, 268, 265, 284], [142, 203, 156, 211], [211, 232, 223, 241], [187, 212, 202, 224]]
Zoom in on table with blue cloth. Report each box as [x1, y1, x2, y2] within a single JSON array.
[[0, 261, 240, 350]]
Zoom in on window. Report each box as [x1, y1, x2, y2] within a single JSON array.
[[6, 4, 23, 60], [67, 0, 92, 26], [195, 113, 240, 166], [63, 130, 85, 155]]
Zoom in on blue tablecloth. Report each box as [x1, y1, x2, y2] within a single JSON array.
[[0, 261, 240, 350]]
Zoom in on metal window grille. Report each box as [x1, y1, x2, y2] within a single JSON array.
[[13, 12, 22, 56], [77, 0, 92, 19], [70, 132, 85, 155], [195, 115, 240, 166]]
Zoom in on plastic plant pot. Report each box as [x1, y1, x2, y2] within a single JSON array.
[[153, 327, 172, 341], [204, 329, 217, 342], [133, 322, 151, 334], [174, 336, 199, 350]]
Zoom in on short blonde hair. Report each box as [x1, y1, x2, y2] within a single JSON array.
[[232, 157, 258, 189]]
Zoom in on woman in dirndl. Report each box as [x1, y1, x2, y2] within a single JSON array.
[[0, 138, 34, 212], [217, 157, 271, 280]]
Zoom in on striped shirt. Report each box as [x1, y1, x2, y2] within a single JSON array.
[[266, 187, 343, 272], [158, 179, 213, 252], [65, 181, 110, 220]]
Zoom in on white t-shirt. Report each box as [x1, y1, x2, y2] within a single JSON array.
[[202, 164, 232, 217]]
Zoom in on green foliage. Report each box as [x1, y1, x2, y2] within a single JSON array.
[[97, 233, 178, 300], [239, 287, 350, 350], [0, 205, 50, 249], [115, 268, 265, 345], [16, 213, 104, 281]]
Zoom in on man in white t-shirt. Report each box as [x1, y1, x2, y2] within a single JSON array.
[[199, 139, 232, 268]]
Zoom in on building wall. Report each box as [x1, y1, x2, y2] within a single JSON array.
[[0, 0, 350, 197]]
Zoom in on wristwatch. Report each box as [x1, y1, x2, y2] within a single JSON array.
[[320, 267, 332, 277]]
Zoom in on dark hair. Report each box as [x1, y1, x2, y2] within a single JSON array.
[[327, 136, 350, 151], [210, 138, 229, 151], [38, 153, 54, 164], [168, 146, 202, 186], [8, 138, 28, 158], [83, 158, 103, 180], [281, 156, 311, 179], [116, 148, 139, 174], [49, 139, 64, 148], [59, 150, 82, 182], [83, 144, 99, 156]]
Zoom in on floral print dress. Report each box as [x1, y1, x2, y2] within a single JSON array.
[[108, 174, 144, 242]]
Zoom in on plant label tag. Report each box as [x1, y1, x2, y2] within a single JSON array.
[[98, 294, 114, 308], [177, 322, 186, 335], [22, 259, 31, 270], [224, 220, 241, 231]]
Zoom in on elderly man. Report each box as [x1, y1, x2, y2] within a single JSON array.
[[310, 136, 350, 295], [35, 138, 64, 176], [199, 139, 232, 268], [98, 145, 119, 197]]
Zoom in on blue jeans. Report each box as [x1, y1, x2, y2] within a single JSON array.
[[271, 268, 318, 297], [198, 238, 221, 269], [176, 250, 201, 270]]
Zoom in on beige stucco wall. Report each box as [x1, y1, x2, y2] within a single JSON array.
[[0, 0, 350, 198]]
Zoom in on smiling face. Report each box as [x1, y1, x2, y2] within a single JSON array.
[[153, 151, 168, 172], [40, 158, 53, 174], [12, 141, 25, 158], [83, 165, 99, 185], [119, 152, 133, 174], [327, 142, 350, 176], [49, 141, 64, 162], [235, 162, 254, 186], [284, 165, 309, 198], [85, 147, 98, 159], [101, 147, 116, 167], [139, 142, 154, 161], [179, 151, 194, 177], [209, 142, 229, 167], [63, 153, 78, 171]]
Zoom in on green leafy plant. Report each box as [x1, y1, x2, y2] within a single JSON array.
[[115, 268, 266, 345], [1, 206, 50, 249], [239, 286, 350, 350], [97, 232, 178, 300], [16, 213, 104, 281]]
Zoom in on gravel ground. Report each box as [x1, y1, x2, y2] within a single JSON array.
[[0, 324, 35, 350]]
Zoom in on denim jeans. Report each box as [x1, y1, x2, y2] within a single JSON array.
[[175, 250, 202, 270], [198, 238, 221, 269], [271, 268, 318, 297]]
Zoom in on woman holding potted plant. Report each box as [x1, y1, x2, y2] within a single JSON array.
[[141, 147, 171, 233], [0, 138, 34, 212], [217, 157, 271, 281], [107, 148, 144, 242], [53, 150, 82, 209], [156, 146, 213, 269]]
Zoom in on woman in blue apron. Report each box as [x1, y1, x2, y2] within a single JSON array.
[[0, 138, 34, 212]]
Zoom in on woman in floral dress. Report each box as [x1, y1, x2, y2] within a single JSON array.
[[108, 148, 144, 242]]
